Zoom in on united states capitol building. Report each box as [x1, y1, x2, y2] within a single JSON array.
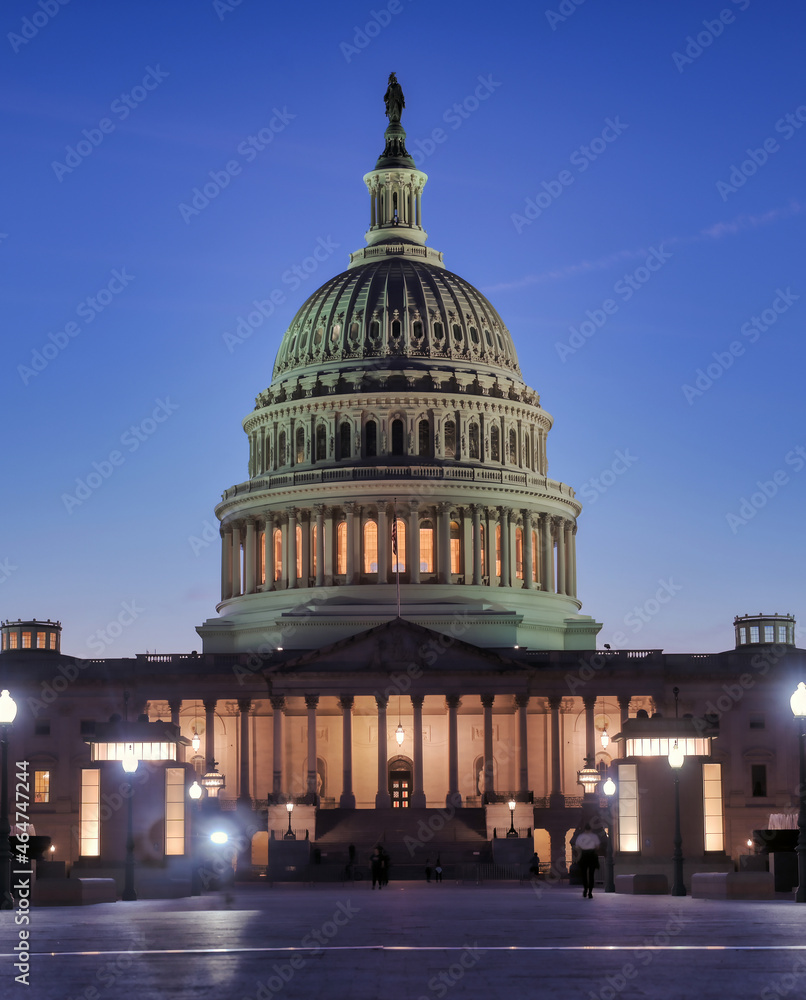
[[2, 78, 804, 894]]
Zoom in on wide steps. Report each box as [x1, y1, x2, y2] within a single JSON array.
[[314, 807, 488, 845]]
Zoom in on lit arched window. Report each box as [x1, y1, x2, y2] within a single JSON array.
[[391, 419, 404, 456], [450, 521, 461, 575], [420, 520, 434, 573], [311, 524, 317, 578], [363, 520, 378, 573], [418, 419, 430, 457], [480, 523, 486, 577], [469, 423, 480, 459], [532, 530, 539, 581], [491, 426, 500, 463], [340, 421, 351, 459], [278, 431, 287, 467], [366, 420, 377, 457], [515, 527, 524, 580], [296, 427, 305, 465], [509, 429, 517, 465], [315, 425, 326, 462], [273, 528, 283, 581], [258, 530, 265, 585], [392, 518, 406, 573], [444, 420, 456, 459], [295, 524, 302, 580], [495, 524, 502, 579], [337, 521, 347, 574]]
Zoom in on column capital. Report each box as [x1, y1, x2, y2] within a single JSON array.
[[168, 698, 182, 715], [487, 507, 500, 522], [498, 506, 513, 520], [338, 695, 354, 711], [220, 524, 231, 537], [203, 698, 217, 713], [514, 694, 530, 709], [409, 499, 420, 512], [237, 698, 252, 713], [618, 695, 632, 710], [548, 695, 562, 710], [374, 694, 389, 708], [244, 515, 256, 527], [286, 506, 298, 519], [410, 694, 425, 708], [345, 501, 356, 514], [314, 504, 326, 517], [523, 510, 535, 529], [583, 695, 597, 709], [470, 503, 482, 518], [480, 694, 495, 709], [445, 695, 462, 709], [270, 695, 286, 712], [304, 694, 320, 710]]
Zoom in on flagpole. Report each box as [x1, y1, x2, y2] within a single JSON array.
[[393, 498, 401, 618]]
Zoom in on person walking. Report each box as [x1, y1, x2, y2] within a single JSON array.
[[425, 857, 432, 883], [434, 855, 443, 883], [371, 846, 383, 889], [380, 846, 390, 887], [575, 824, 600, 898]]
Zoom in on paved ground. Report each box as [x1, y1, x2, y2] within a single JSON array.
[[2, 881, 806, 999]]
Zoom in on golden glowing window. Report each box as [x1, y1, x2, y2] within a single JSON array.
[[480, 523, 486, 576], [363, 520, 378, 573], [22, 632, 31, 649], [34, 770, 50, 803], [495, 525, 502, 578], [36, 631, 46, 649], [703, 763, 724, 852], [49, 632, 57, 649], [617, 764, 639, 852], [165, 768, 186, 856], [273, 528, 283, 581], [9, 633, 17, 650], [392, 518, 406, 573], [80, 769, 101, 857], [450, 521, 461, 575], [258, 531, 265, 585], [515, 527, 524, 579], [337, 521, 347, 574], [311, 525, 317, 577], [420, 521, 434, 573], [295, 524, 302, 579]]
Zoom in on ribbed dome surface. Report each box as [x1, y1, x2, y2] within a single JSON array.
[[271, 257, 522, 383]]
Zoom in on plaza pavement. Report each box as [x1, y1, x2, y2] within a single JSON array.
[[1, 881, 805, 1000]]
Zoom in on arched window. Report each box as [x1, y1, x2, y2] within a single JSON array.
[[337, 521, 347, 574], [480, 523, 486, 577], [412, 320, 423, 339], [296, 427, 305, 465], [490, 426, 500, 463], [363, 520, 378, 573], [469, 326, 479, 345], [315, 425, 326, 462], [532, 530, 539, 581], [392, 518, 406, 573], [258, 530, 265, 585], [349, 322, 360, 341], [515, 527, 524, 580], [509, 429, 517, 465], [450, 520, 461, 575], [295, 524, 302, 580], [469, 423, 480, 459], [391, 319, 401, 339], [391, 419, 404, 456], [524, 436, 531, 469], [340, 421, 351, 459], [495, 524, 502, 579], [369, 320, 380, 340], [433, 321, 444, 340], [278, 431, 287, 468], [452, 324, 462, 343], [273, 528, 283, 581], [418, 419, 430, 457], [366, 419, 377, 457], [313, 326, 324, 346], [444, 420, 456, 459], [311, 524, 317, 578], [419, 520, 434, 573]]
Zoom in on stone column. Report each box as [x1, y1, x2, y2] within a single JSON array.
[[438, 503, 451, 583], [345, 502, 356, 584], [471, 505, 482, 586], [410, 694, 426, 806], [221, 526, 233, 601], [408, 501, 420, 584], [169, 699, 181, 728], [523, 513, 535, 590], [516, 695, 529, 795], [555, 517, 566, 596], [583, 695, 596, 765], [569, 525, 577, 598], [244, 517, 256, 595], [300, 510, 311, 587], [271, 696, 285, 798], [499, 508, 511, 588], [377, 501, 389, 584], [549, 696, 563, 806], [314, 506, 325, 587], [238, 698, 251, 805], [305, 695, 319, 802], [287, 508, 298, 589], [203, 698, 217, 770], [487, 509, 498, 587], [446, 695, 462, 807], [619, 695, 631, 729], [263, 513, 273, 590], [230, 522, 241, 597], [323, 507, 334, 585], [375, 696, 392, 808], [540, 513, 553, 593], [481, 694, 495, 800], [339, 696, 356, 808]]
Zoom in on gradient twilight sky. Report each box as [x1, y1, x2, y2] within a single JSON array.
[[2, 0, 804, 658]]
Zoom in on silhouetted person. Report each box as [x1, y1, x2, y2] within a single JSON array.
[[575, 824, 600, 898], [435, 855, 443, 883], [371, 846, 383, 889], [425, 857, 432, 883]]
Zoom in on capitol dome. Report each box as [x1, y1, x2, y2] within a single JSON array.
[[197, 79, 602, 654]]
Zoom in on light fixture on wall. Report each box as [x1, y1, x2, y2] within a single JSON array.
[[395, 696, 405, 747], [191, 700, 201, 752]]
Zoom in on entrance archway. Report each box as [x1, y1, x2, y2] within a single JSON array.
[[388, 755, 413, 808]]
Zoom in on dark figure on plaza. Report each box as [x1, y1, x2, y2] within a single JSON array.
[[371, 846, 383, 889], [384, 72, 405, 123], [574, 824, 601, 898], [425, 857, 432, 883], [380, 846, 390, 886], [434, 855, 443, 883], [529, 852, 541, 879]]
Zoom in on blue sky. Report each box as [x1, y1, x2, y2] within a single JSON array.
[[2, 0, 804, 657]]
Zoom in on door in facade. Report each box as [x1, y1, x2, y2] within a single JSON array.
[[389, 769, 411, 808]]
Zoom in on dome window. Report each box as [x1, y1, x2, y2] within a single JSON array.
[[278, 431, 287, 467], [524, 436, 531, 469], [369, 321, 380, 340], [412, 320, 423, 339], [491, 426, 500, 463], [314, 326, 324, 346], [391, 419, 405, 456], [433, 321, 444, 340], [273, 529, 283, 581], [444, 420, 456, 459], [452, 324, 462, 343], [469, 423, 480, 459], [469, 326, 479, 345], [296, 427, 306, 465], [330, 323, 341, 344], [391, 319, 401, 339], [337, 521, 347, 574], [450, 521, 461, 575], [418, 419, 430, 457], [349, 322, 360, 341], [366, 420, 377, 457], [509, 429, 517, 465], [496, 332, 504, 351], [315, 425, 327, 462], [339, 421, 351, 459], [484, 329, 492, 347], [363, 520, 378, 573]]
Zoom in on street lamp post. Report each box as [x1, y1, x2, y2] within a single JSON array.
[[602, 775, 616, 893], [507, 798, 518, 838], [188, 780, 203, 896], [669, 738, 686, 897], [121, 745, 138, 901], [284, 800, 296, 840], [789, 681, 806, 903], [0, 690, 18, 910]]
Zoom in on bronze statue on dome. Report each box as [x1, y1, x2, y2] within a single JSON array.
[[384, 73, 405, 124]]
